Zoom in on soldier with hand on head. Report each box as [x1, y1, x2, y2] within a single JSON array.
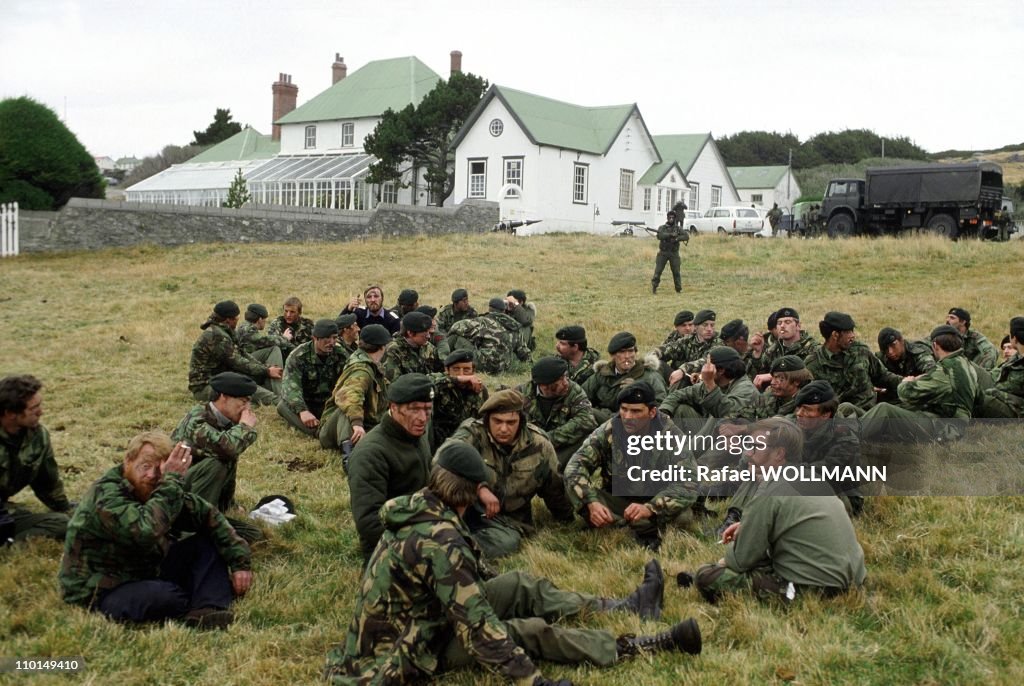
[[391, 289, 420, 319], [277, 319, 349, 437], [875, 327, 935, 378]]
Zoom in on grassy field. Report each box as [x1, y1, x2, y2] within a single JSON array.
[[2, 232, 1024, 686]]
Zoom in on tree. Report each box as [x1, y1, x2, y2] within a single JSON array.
[[192, 108, 242, 146], [0, 96, 105, 210], [223, 168, 251, 208], [364, 71, 488, 206]]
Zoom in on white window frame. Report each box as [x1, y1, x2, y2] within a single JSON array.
[[503, 157, 523, 197], [711, 185, 722, 208], [643, 188, 651, 211], [656, 188, 663, 212], [618, 169, 634, 209], [689, 183, 699, 211], [573, 163, 588, 204], [304, 125, 316, 150], [751, 193, 763, 203], [468, 159, 487, 198], [380, 181, 398, 204], [341, 122, 354, 147]]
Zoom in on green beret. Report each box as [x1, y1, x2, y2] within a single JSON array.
[[336, 313, 357, 328], [436, 441, 488, 484], [720, 319, 747, 341], [246, 303, 269, 319], [388, 373, 435, 404], [214, 300, 240, 318], [616, 381, 656, 408], [488, 298, 507, 312], [823, 311, 856, 331], [775, 307, 799, 321], [795, 380, 836, 406], [929, 324, 962, 340], [360, 324, 391, 346], [532, 356, 568, 384], [416, 305, 437, 318], [770, 355, 806, 373], [767, 310, 779, 330], [312, 319, 339, 338], [507, 289, 527, 303], [451, 288, 469, 303], [694, 309, 716, 325], [877, 327, 902, 350], [209, 371, 258, 398], [444, 349, 474, 367], [555, 325, 586, 343], [401, 311, 433, 334], [673, 310, 694, 326], [607, 331, 637, 354], [479, 388, 524, 415], [397, 289, 419, 306], [708, 346, 741, 364], [948, 307, 971, 324]]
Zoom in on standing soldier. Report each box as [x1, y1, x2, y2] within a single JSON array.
[[277, 319, 349, 438], [431, 350, 489, 446], [649, 209, 687, 294], [436, 288, 477, 334], [267, 296, 314, 355], [767, 202, 783, 236]]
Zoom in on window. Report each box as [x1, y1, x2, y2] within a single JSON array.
[[381, 182, 398, 204], [657, 189, 663, 212], [573, 163, 588, 204], [468, 159, 487, 198], [341, 122, 354, 147], [689, 183, 699, 210], [304, 125, 316, 149], [751, 193, 763, 203], [503, 157, 523, 197], [489, 119, 504, 136], [711, 185, 722, 208], [643, 188, 651, 211], [618, 169, 634, 209]]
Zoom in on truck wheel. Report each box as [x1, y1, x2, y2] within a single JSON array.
[[925, 213, 957, 239], [826, 214, 854, 239], [717, 227, 727, 235], [689, 226, 698, 236]]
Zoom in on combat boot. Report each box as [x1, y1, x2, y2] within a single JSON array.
[[616, 618, 702, 658], [651, 282, 658, 294], [714, 507, 742, 539], [597, 559, 664, 619]]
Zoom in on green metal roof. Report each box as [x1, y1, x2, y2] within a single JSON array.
[[276, 56, 442, 124], [651, 134, 710, 175], [728, 165, 789, 189], [453, 85, 646, 156], [638, 161, 685, 185], [189, 127, 280, 163]]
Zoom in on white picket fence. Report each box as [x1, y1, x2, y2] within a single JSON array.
[[1, 202, 18, 257]]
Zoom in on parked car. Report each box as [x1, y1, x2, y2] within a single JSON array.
[[686, 206, 764, 235]]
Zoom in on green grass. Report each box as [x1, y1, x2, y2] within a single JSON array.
[[2, 233, 1023, 685]]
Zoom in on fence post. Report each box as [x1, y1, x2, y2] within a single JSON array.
[[1, 201, 19, 257]]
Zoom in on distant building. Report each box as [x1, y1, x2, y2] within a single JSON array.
[[728, 165, 802, 210], [115, 156, 141, 172], [94, 156, 117, 173]]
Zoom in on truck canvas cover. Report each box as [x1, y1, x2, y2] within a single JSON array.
[[866, 162, 1002, 205]]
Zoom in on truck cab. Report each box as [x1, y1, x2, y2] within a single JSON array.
[[820, 178, 865, 237]]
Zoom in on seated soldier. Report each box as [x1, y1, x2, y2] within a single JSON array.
[[583, 331, 667, 424], [335, 313, 360, 358], [416, 305, 450, 359], [565, 382, 699, 551], [390, 289, 420, 319], [517, 357, 597, 471], [171, 372, 263, 543], [555, 325, 601, 387], [980, 317, 1024, 417], [659, 346, 757, 429], [1, 374, 73, 543], [381, 311, 442, 381], [945, 307, 998, 370], [436, 288, 478, 334], [447, 389, 573, 559], [431, 350, 489, 446], [663, 309, 722, 387], [876, 327, 935, 377], [60, 431, 252, 628], [690, 417, 866, 604], [753, 355, 812, 419], [720, 319, 757, 378], [447, 298, 528, 374], [999, 334, 1018, 367], [794, 380, 863, 515], [505, 289, 537, 352], [277, 319, 349, 438], [267, 296, 315, 355], [235, 303, 290, 389], [750, 307, 817, 387], [325, 442, 701, 685]]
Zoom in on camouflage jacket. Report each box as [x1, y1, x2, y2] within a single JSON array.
[[660, 375, 758, 420], [876, 340, 935, 377], [447, 314, 524, 375], [187, 321, 267, 394], [566, 348, 601, 387], [431, 376, 489, 446], [507, 302, 537, 352], [235, 320, 291, 355], [963, 330, 999, 370], [896, 349, 981, 418], [436, 304, 478, 334], [664, 333, 723, 371], [170, 403, 257, 466], [280, 340, 349, 417], [321, 349, 389, 430], [516, 381, 597, 453], [0, 423, 70, 511], [267, 315, 314, 350], [324, 488, 538, 685], [349, 414, 433, 562], [380, 337, 442, 383], [985, 354, 1024, 415], [752, 389, 799, 419], [564, 412, 699, 518], [448, 419, 574, 530], [582, 354, 668, 412], [805, 341, 901, 411], [60, 466, 250, 607], [754, 331, 820, 377]]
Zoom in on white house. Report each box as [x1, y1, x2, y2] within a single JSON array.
[[728, 165, 802, 210], [651, 134, 741, 215]]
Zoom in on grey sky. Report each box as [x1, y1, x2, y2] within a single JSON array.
[[3, 0, 1020, 159]]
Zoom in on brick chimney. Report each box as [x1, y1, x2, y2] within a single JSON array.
[[271, 73, 298, 142], [450, 50, 462, 76], [332, 53, 347, 84]]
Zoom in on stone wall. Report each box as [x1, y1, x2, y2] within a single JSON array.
[[16, 198, 498, 253]]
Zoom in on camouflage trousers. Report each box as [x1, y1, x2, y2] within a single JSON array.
[[277, 401, 319, 438], [250, 346, 284, 397], [442, 570, 618, 669], [9, 505, 69, 541], [181, 458, 263, 542], [651, 251, 682, 293]]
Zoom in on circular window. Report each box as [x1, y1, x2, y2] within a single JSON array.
[[489, 119, 504, 137]]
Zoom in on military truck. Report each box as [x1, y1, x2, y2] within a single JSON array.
[[819, 162, 1004, 239]]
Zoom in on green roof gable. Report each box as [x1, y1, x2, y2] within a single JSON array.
[[277, 56, 442, 124], [652, 134, 710, 174], [728, 165, 789, 189], [189, 127, 280, 163]]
